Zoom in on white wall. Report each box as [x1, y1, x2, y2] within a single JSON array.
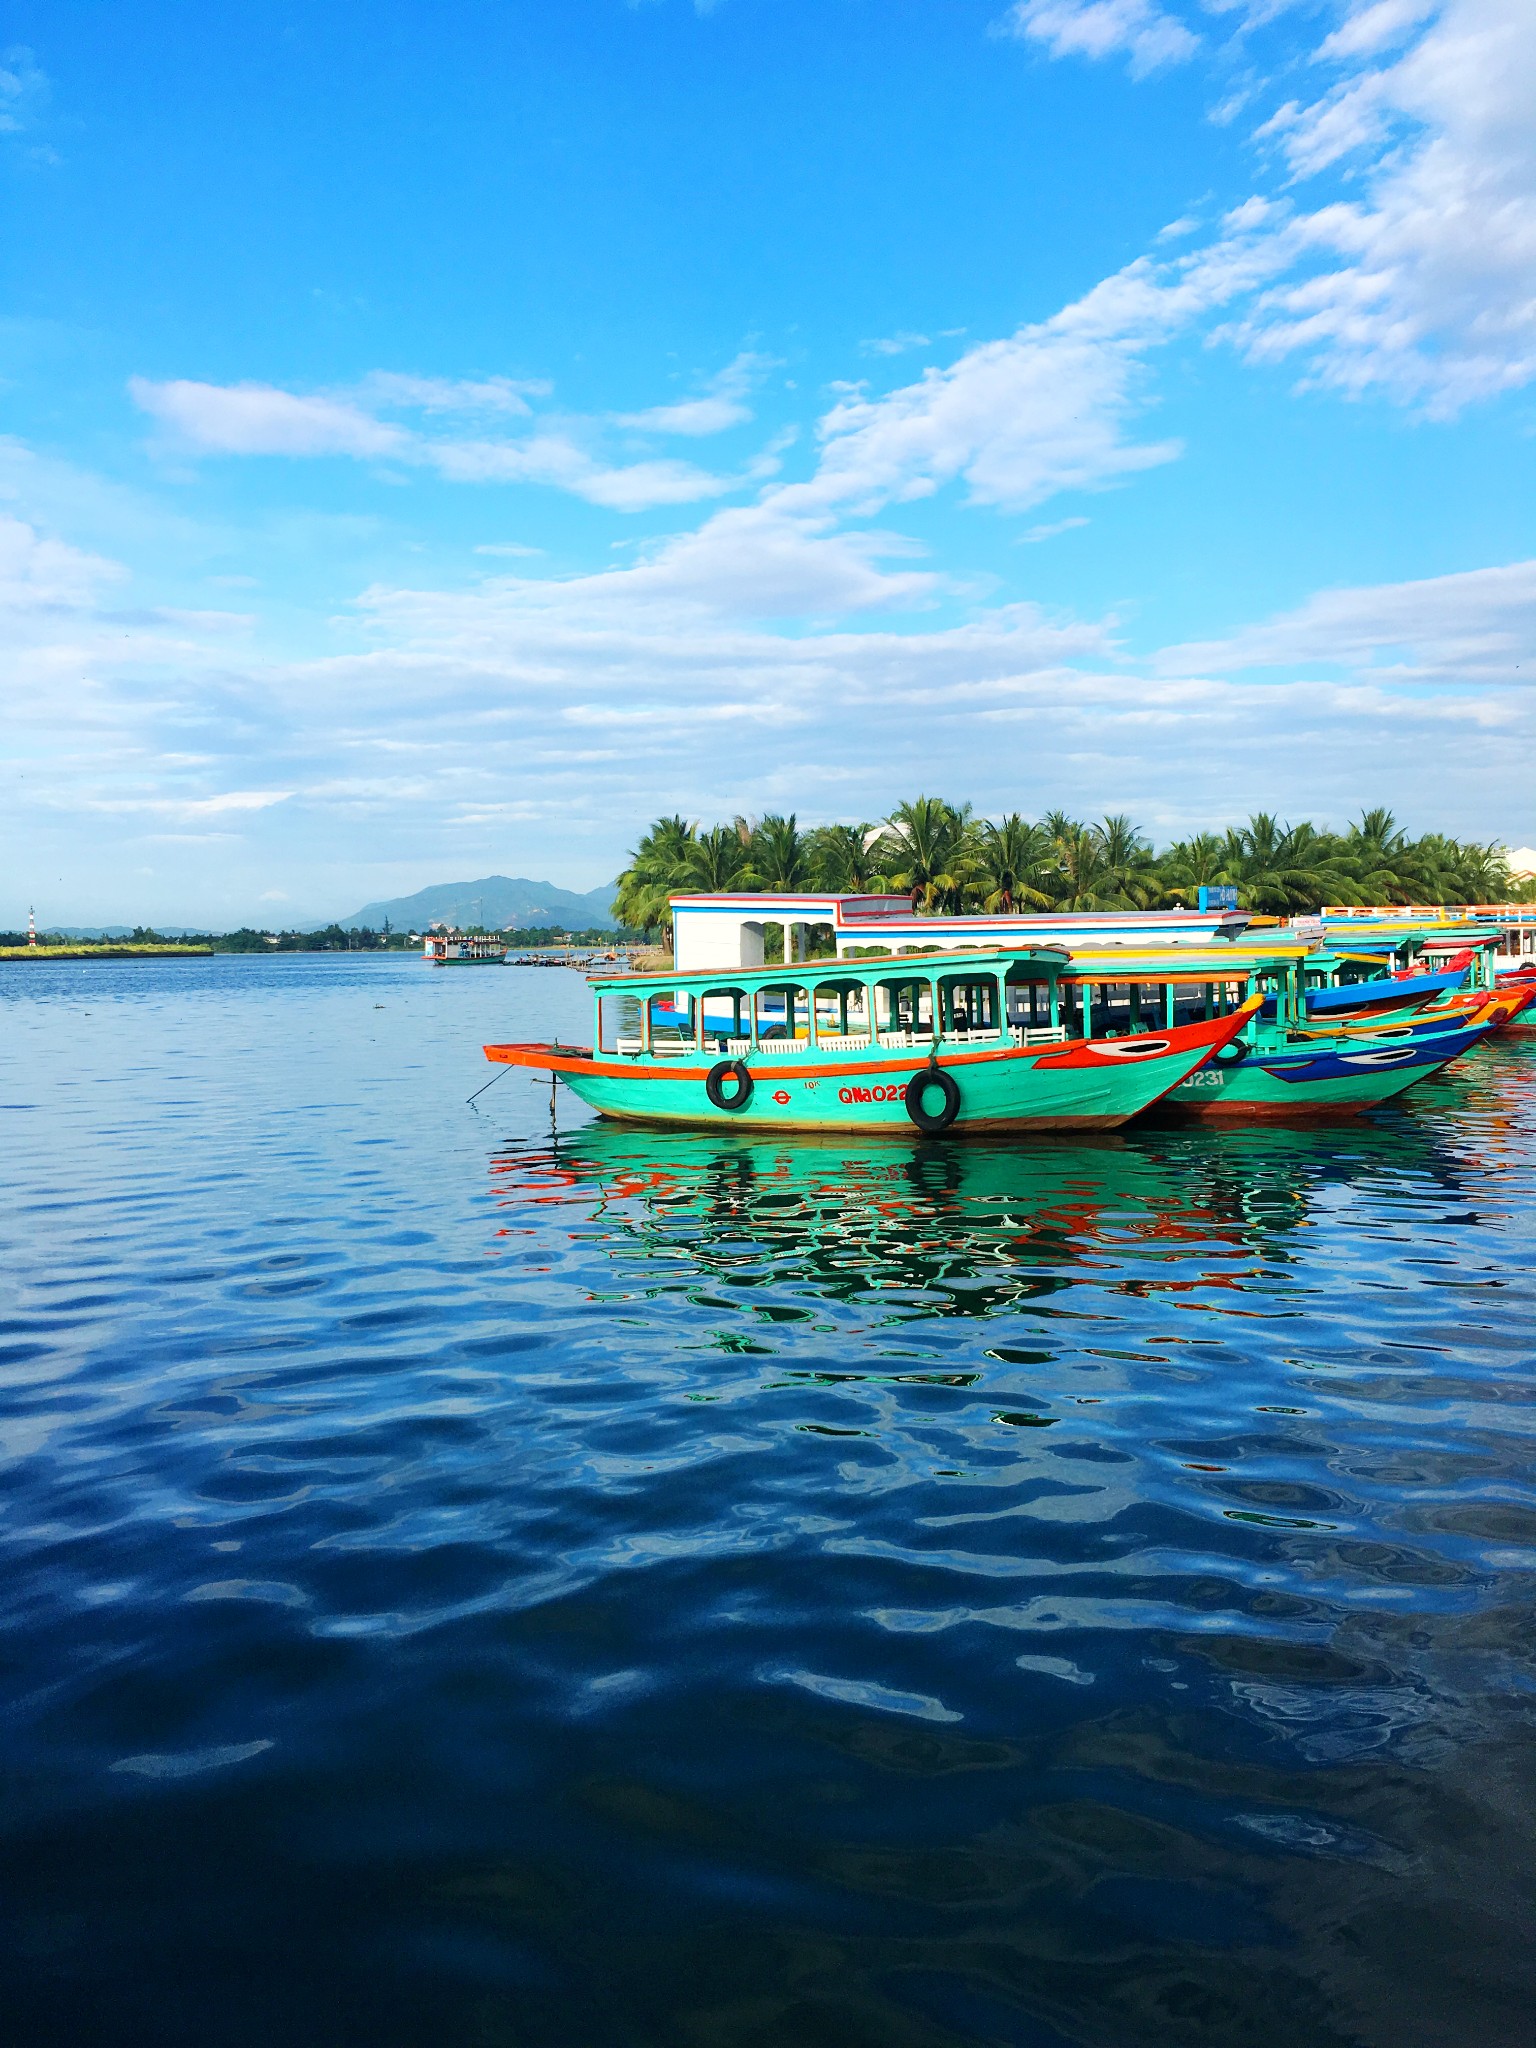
[[674, 909, 765, 971]]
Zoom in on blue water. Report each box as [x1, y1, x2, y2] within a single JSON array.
[[3, 955, 1534, 2047]]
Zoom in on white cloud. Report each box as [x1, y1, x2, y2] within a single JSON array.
[[357, 372, 550, 415], [7, 451, 1535, 921], [860, 332, 933, 357], [132, 379, 407, 459], [613, 351, 771, 436], [1020, 516, 1090, 542], [80, 790, 294, 818], [0, 45, 46, 134], [1000, 0, 1199, 78], [1231, 0, 1536, 412], [996, 0, 1536, 417], [423, 431, 742, 509], [1256, 75, 1392, 178], [1317, 0, 1438, 63], [376, 503, 945, 626], [1159, 558, 1536, 682], [0, 513, 123, 606], [128, 361, 775, 509], [776, 227, 1287, 519], [292, 553, 1536, 852]]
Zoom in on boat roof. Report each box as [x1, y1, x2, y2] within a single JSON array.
[[1060, 942, 1313, 981], [1317, 919, 1496, 945], [586, 945, 1073, 990]]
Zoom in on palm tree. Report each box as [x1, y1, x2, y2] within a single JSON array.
[[750, 813, 811, 891], [972, 815, 1055, 912], [1340, 808, 1424, 905], [1158, 831, 1231, 904], [1093, 814, 1158, 907], [612, 814, 695, 939], [1230, 814, 1338, 913], [880, 797, 974, 910], [1450, 840, 1514, 904], [615, 799, 1521, 930], [682, 824, 755, 892], [1048, 821, 1125, 910], [807, 822, 887, 893]]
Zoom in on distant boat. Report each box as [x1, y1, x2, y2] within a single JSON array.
[[423, 931, 507, 966]]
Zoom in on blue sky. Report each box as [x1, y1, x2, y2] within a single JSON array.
[[4, 0, 1534, 924]]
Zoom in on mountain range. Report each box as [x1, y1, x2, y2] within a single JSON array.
[[334, 875, 618, 932]]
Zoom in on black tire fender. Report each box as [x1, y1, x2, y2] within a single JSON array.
[[705, 1058, 754, 1112], [905, 1064, 961, 1133], [1214, 1039, 1250, 1065]]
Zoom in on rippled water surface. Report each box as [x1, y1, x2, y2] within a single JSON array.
[[3, 955, 1535, 2047]]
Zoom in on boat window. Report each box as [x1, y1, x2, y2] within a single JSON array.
[[1003, 970, 1055, 1031], [938, 972, 1000, 1037], [648, 990, 696, 1051], [1168, 978, 1246, 1029], [753, 983, 810, 1042], [812, 978, 870, 1046], [1085, 981, 1170, 1037], [598, 991, 645, 1054], [873, 974, 934, 1041], [698, 987, 749, 1050]]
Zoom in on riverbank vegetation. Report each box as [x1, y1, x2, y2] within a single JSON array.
[[0, 942, 214, 959], [613, 802, 1532, 939]]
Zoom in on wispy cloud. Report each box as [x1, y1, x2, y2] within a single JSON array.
[[1019, 516, 1090, 542], [129, 358, 780, 510], [860, 331, 932, 357], [7, 463, 1535, 920], [772, 225, 1287, 521], [0, 512, 123, 606], [131, 379, 406, 459], [0, 45, 48, 134], [613, 351, 772, 435], [1231, 0, 1536, 414], [1013, 0, 1536, 418], [356, 372, 550, 415], [1159, 558, 1536, 683], [998, 0, 1199, 79]]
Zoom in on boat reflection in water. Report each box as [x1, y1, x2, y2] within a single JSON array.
[[474, 1096, 1536, 2046], [489, 1114, 1457, 1328], [476, 1100, 1536, 2047]]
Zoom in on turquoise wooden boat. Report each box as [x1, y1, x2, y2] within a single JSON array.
[[482, 945, 1263, 1135], [1149, 953, 1512, 1120]]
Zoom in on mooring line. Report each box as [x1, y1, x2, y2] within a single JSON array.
[[465, 1065, 510, 1107]]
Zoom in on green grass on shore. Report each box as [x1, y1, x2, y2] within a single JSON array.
[[0, 944, 215, 960]]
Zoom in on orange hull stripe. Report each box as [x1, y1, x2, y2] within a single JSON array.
[[483, 997, 1257, 1082]]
